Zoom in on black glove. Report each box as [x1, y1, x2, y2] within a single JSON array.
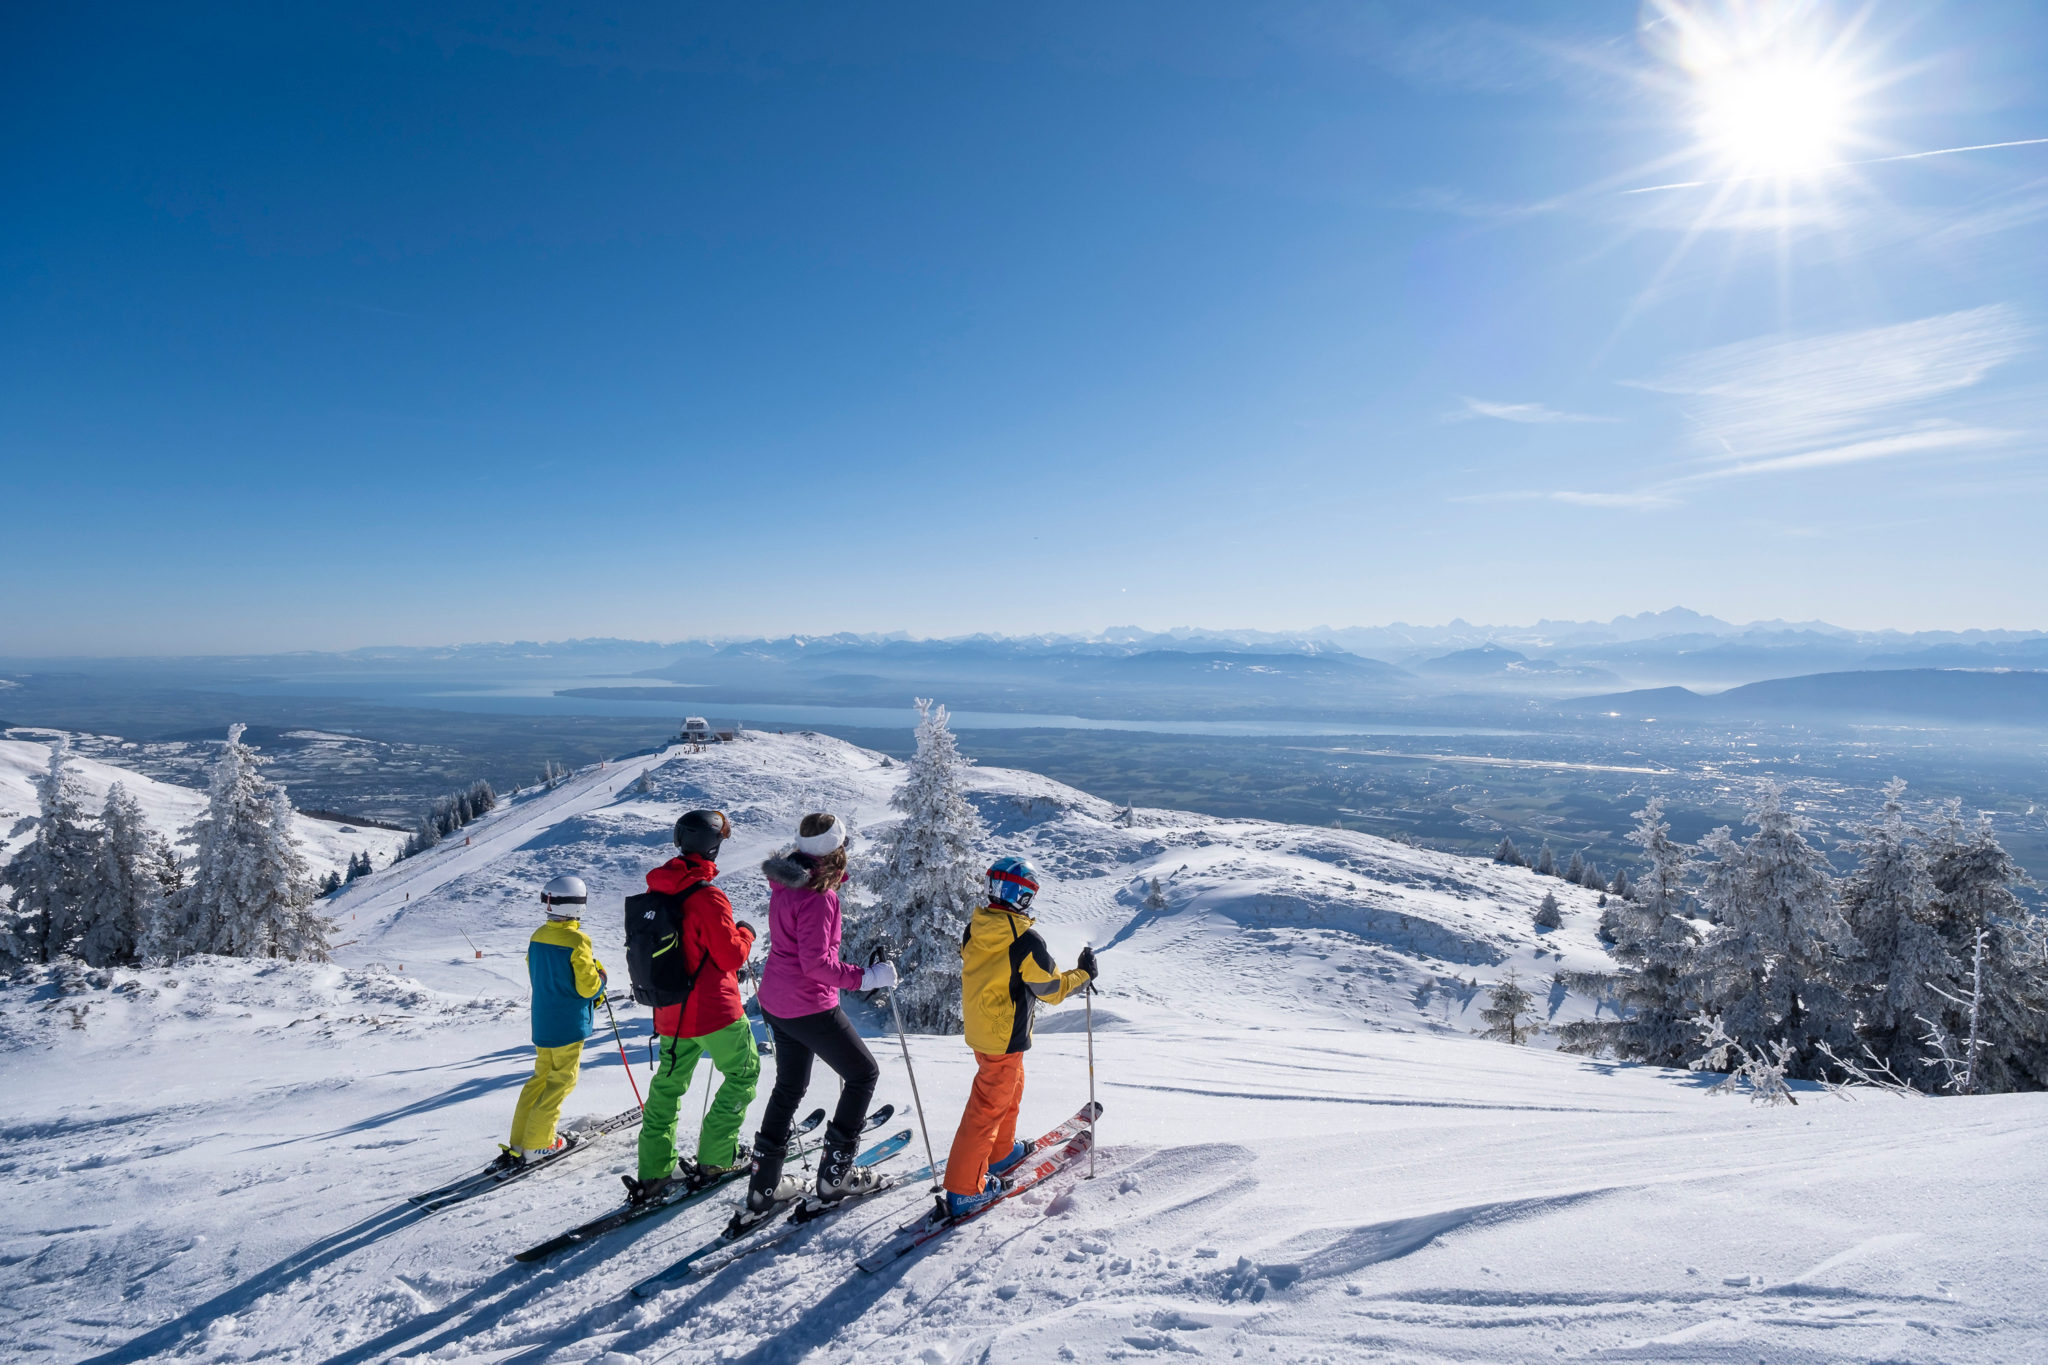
[[735, 920, 756, 940], [869, 939, 894, 967], [1077, 946, 1098, 982]]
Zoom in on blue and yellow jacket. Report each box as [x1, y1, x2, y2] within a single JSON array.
[[528, 918, 608, 1048], [960, 904, 1090, 1056]]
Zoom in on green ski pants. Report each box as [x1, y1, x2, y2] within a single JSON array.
[[637, 1017, 761, 1181]]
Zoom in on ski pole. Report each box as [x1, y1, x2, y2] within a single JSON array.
[[602, 993, 645, 1109], [875, 940, 942, 1210], [1084, 974, 1097, 1181]]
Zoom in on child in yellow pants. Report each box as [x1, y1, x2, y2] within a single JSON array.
[[507, 874, 608, 1161]]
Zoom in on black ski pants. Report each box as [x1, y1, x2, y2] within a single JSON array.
[[757, 1004, 879, 1156]]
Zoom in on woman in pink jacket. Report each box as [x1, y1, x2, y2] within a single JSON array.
[[740, 812, 898, 1223]]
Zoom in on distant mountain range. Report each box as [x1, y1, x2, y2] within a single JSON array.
[[10, 612, 2048, 729], [1572, 669, 2048, 728]]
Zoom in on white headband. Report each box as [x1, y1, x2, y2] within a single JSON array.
[[794, 817, 846, 856]]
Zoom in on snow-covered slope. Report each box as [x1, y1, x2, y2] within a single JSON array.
[[0, 734, 407, 879], [4, 731, 2043, 1364]]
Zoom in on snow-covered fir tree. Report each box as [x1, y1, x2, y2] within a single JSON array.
[[1494, 836, 1523, 866], [1144, 877, 1168, 910], [74, 784, 162, 967], [1535, 841, 1557, 877], [1580, 861, 1605, 894], [1533, 890, 1562, 930], [1562, 797, 1698, 1065], [168, 725, 328, 962], [855, 699, 987, 1031], [1565, 850, 1586, 884], [1685, 785, 1856, 1077], [1611, 867, 1631, 900], [1478, 970, 1538, 1044], [1922, 804, 2048, 1093], [0, 740, 100, 966], [1837, 779, 1958, 1088]]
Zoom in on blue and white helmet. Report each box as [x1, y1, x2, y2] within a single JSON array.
[[987, 856, 1040, 910]]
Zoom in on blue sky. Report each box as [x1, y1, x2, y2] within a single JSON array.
[[5, 1, 2046, 653]]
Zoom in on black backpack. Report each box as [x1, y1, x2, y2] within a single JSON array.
[[623, 881, 716, 1009]]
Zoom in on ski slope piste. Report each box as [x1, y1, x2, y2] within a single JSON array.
[[2, 730, 2041, 1363]]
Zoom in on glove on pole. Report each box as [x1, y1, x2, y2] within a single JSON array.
[[874, 937, 943, 1218], [602, 993, 646, 1109]]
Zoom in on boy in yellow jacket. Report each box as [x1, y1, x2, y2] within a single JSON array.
[[942, 857, 1096, 1218], [506, 874, 609, 1163]]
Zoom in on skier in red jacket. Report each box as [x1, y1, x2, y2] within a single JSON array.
[[627, 809, 760, 1202]]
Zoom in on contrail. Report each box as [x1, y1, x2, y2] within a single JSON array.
[[1623, 136, 2048, 194]]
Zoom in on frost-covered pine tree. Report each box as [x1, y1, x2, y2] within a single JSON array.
[[1561, 797, 1698, 1064], [1478, 970, 1538, 1044], [1565, 850, 1586, 885], [1535, 841, 1557, 877], [1580, 861, 1605, 894], [1145, 876, 1168, 910], [0, 740, 100, 965], [1494, 836, 1522, 866], [1611, 867, 1631, 901], [1922, 805, 2048, 1092], [1838, 779, 1958, 1087], [171, 725, 327, 961], [1533, 890, 1562, 930], [855, 699, 987, 1032], [74, 784, 162, 967], [1685, 785, 1856, 1077]]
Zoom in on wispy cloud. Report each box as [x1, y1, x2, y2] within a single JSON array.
[[1454, 397, 1617, 425], [1458, 307, 2031, 512], [1630, 304, 2029, 464], [1677, 424, 2012, 482]]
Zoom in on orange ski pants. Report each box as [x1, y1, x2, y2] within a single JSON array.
[[945, 1050, 1025, 1197]]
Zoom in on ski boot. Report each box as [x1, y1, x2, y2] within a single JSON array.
[[814, 1136, 883, 1205], [988, 1138, 1032, 1180], [622, 1168, 687, 1206], [521, 1135, 572, 1165], [943, 1173, 1004, 1221], [725, 1138, 805, 1236], [686, 1158, 742, 1191]]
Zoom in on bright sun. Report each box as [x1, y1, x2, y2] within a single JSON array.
[[1695, 56, 1855, 174]]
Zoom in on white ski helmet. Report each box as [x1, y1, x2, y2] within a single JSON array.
[[540, 874, 589, 917]]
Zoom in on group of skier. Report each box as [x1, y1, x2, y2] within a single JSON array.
[[505, 806, 1099, 1228]]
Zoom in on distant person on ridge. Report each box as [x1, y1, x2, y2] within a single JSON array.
[[941, 856, 1096, 1218], [506, 874, 608, 1164], [625, 809, 761, 1203], [737, 812, 896, 1227]]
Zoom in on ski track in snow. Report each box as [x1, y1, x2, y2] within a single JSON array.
[[3, 731, 2044, 1364]]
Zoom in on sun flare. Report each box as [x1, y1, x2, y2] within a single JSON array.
[[1694, 56, 1854, 174], [1643, 0, 1872, 183]]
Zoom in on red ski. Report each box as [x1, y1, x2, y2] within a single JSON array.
[[856, 1106, 1099, 1273]]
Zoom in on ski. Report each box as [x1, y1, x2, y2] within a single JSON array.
[[628, 1128, 913, 1297], [893, 1099, 1100, 1188], [511, 1106, 827, 1263], [855, 1107, 1101, 1275], [511, 1106, 890, 1263], [410, 1103, 646, 1212]]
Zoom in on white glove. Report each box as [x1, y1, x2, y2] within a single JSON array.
[[860, 961, 899, 991]]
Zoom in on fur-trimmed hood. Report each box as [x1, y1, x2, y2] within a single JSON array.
[[761, 851, 812, 888]]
